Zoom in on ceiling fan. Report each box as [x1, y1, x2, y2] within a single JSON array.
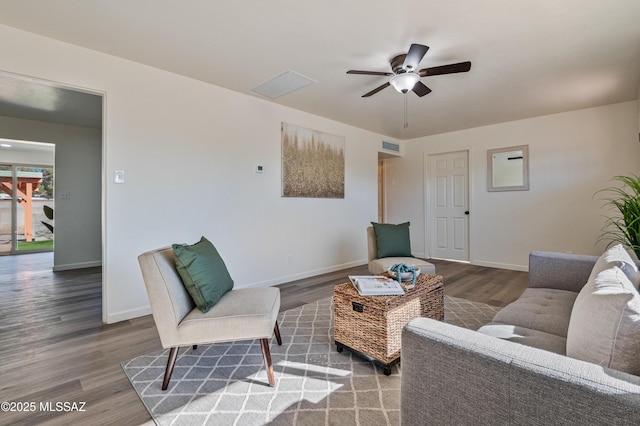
[[347, 43, 471, 98]]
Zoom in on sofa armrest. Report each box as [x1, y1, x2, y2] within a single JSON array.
[[528, 251, 597, 293], [401, 317, 640, 426]]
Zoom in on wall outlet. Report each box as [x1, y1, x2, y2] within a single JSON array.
[[287, 254, 293, 264], [58, 190, 71, 199]]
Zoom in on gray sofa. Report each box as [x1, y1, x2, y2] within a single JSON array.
[[401, 250, 640, 425]]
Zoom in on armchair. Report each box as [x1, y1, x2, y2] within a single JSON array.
[[367, 225, 435, 275], [138, 246, 282, 390]]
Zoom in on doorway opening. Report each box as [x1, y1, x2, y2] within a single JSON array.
[[377, 151, 401, 224], [378, 159, 385, 223], [0, 140, 55, 255], [0, 70, 104, 319]]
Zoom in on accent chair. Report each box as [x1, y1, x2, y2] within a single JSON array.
[[367, 225, 435, 275], [138, 246, 282, 390]]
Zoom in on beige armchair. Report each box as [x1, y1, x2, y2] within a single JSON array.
[[367, 226, 436, 275], [138, 246, 282, 390]]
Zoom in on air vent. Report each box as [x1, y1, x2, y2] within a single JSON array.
[[382, 141, 400, 152], [250, 70, 316, 99]]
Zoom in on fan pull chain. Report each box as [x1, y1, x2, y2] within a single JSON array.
[[404, 93, 409, 129]]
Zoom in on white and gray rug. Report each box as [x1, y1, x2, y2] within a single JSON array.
[[122, 295, 499, 425]]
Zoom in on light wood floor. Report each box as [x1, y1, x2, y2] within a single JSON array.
[[0, 253, 528, 425]]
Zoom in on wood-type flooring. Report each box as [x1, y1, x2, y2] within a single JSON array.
[[0, 253, 528, 425]]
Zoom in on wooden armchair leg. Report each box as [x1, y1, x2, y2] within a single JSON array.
[[274, 321, 282, 346], [162, 347, 179, 391], [260, 338, 276, 387]]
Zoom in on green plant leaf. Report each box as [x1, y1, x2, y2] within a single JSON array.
[[596, 174, 640, 258]]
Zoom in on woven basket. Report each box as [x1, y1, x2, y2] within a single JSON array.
[[333, 274, 444, 364]]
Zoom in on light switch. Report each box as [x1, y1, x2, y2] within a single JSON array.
[[114, 170, 125, 184]]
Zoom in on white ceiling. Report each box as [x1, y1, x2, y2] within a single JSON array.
[[0, 0, 639, 140]]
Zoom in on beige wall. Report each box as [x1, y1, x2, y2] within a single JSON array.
[[1, 22, 637, 321], [0, 24, 383, 322], [386, 101, 640, 270]]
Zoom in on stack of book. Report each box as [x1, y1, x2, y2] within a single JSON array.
[[348, 276, 405, 296]]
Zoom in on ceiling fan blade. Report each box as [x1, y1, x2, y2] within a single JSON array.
[[419, 61, 472, 77], [412, 81, 432, 97], [347, 70, 394, 76], [403, 44, 429, 71], [362, 82, 390, 97]]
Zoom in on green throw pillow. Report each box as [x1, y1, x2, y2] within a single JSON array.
[[371, 222, 412, 258], [173, 236, 234, 313]]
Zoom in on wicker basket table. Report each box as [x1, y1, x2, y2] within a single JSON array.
[[333, 273, 444, 375]]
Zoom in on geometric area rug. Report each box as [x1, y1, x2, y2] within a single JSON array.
[[121, 296, 499, 426]]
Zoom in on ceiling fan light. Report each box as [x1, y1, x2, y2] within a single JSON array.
[[389, 73, 419, 94]]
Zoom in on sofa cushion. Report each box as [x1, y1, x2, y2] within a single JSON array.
[[567, 266, 640, 375], [491, 288, 578, 338], [371, 222, 412, 258], [589, 243, 640, 289], [172, 236, 234, 313], [477, 322, 567, 354]]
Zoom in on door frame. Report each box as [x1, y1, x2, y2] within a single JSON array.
[[424, 148, 473, 261], [0, 70, 106, 321], [378, 159, 385, 223]]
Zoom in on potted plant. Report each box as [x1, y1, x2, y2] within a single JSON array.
[[597, 174, 640, 258]]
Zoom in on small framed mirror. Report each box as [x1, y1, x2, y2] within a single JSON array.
[[487, 145, 529, 192]]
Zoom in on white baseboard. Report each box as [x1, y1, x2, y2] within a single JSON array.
[[106, 305, 152, 324], [471, 259, 528, 272], [239, 259, 368, 289], [105, 258, 527, 323], [105, 260, 368, 323], [53, 260, 102, 271]]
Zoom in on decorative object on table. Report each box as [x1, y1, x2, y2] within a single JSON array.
[[348, 275, 404, 296], [596, 174, 640, 258], [389, 263, 420, 289], [281, 122, 345, 199]]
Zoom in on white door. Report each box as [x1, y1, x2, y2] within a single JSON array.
[[428, 151, 469, 261]]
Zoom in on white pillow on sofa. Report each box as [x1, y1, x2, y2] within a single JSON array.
[[566, 265, 640, 375], [588, 244, 640, 289]]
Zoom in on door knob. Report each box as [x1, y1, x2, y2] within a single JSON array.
[[464, 211, 469, 215]]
